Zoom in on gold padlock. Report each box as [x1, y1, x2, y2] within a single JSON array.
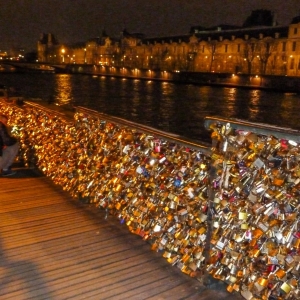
[[252, 228, 263, 239], [273, 177, 285, 187], [227, 284, 234, 293], [275, 268, 286, 279], [198, 227, 206, 235], [256, 276, 269, 288], [239, 212, 248, 220], [241, 223, 249, 230], [280, 282, 291, 294], [293, 238, 300, 248], [229, 275, 237, 283]]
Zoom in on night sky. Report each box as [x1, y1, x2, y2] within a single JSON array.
[[0, 0, 299, 51]]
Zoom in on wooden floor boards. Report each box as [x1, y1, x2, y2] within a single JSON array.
[[0, 168, 242, 300]]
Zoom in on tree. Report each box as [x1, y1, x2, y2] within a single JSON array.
[[243, 9, 276, 27], [206, 39, 219, 72], [243, 39, 257, 74], [257, 37, 278, 75]]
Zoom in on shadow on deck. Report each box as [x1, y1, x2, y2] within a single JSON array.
[[0, 167, 243, 300]]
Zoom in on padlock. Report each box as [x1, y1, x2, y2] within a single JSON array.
[[258, 222, 269, 233], [240, 288, 253, 300], [215, 237, 227, 250], [240, 222, 249, 230], [254, 277, 269, 292], [239, 211, 248, 220], [280, 282, 291, 294], [230, 250, 241, 260], [197, 213, 207, 223]]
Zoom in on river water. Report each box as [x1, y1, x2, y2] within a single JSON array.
[[0, 72, 299, 144]]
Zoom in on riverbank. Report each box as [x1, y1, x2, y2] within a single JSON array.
[[4, 62, 300, 93], [52, 64, 300, 94]]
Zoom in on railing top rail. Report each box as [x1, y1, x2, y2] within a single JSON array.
[[18, 101, 212, 156], [204, 116, 300, 142], [24, 101, 74, 121], [76, 106, 212, 155]]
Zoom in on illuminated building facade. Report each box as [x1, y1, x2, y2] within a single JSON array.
[[37, 10, 300, 76]]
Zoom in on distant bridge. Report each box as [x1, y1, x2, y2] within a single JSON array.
[[1, 61, 57, 73], [1, 61, 97, 74]]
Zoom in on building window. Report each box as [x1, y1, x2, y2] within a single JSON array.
[[290, 58, 295, 69], [294, 28, 298, 35], [237, 44, 240, 52], [225, 44, 228, 53], [282, 42, 286, 52], [292, 41, 296, 51]]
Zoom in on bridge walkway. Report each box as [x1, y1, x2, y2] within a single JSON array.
[[0, 167, 242, 300]]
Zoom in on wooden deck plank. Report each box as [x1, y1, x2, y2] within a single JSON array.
[[1, 232, 125, 261], [1, 242, 152, 279], [0, 248, 156, 297], [0, 169, 242, 300], [1, 212, 103, 237]]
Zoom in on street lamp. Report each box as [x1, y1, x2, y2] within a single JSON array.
[[61, 48, 65, 63], [84, 48, 87, 63]]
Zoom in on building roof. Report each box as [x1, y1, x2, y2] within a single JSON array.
[[141, 25, 289, 45], [291, 15, 300, 24], [194, 25, 289, 41]]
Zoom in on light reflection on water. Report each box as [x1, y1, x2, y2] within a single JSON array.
[[248, 90, 261, 120], [55, 74, 72, 105], [0, 73, 299, 143]]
